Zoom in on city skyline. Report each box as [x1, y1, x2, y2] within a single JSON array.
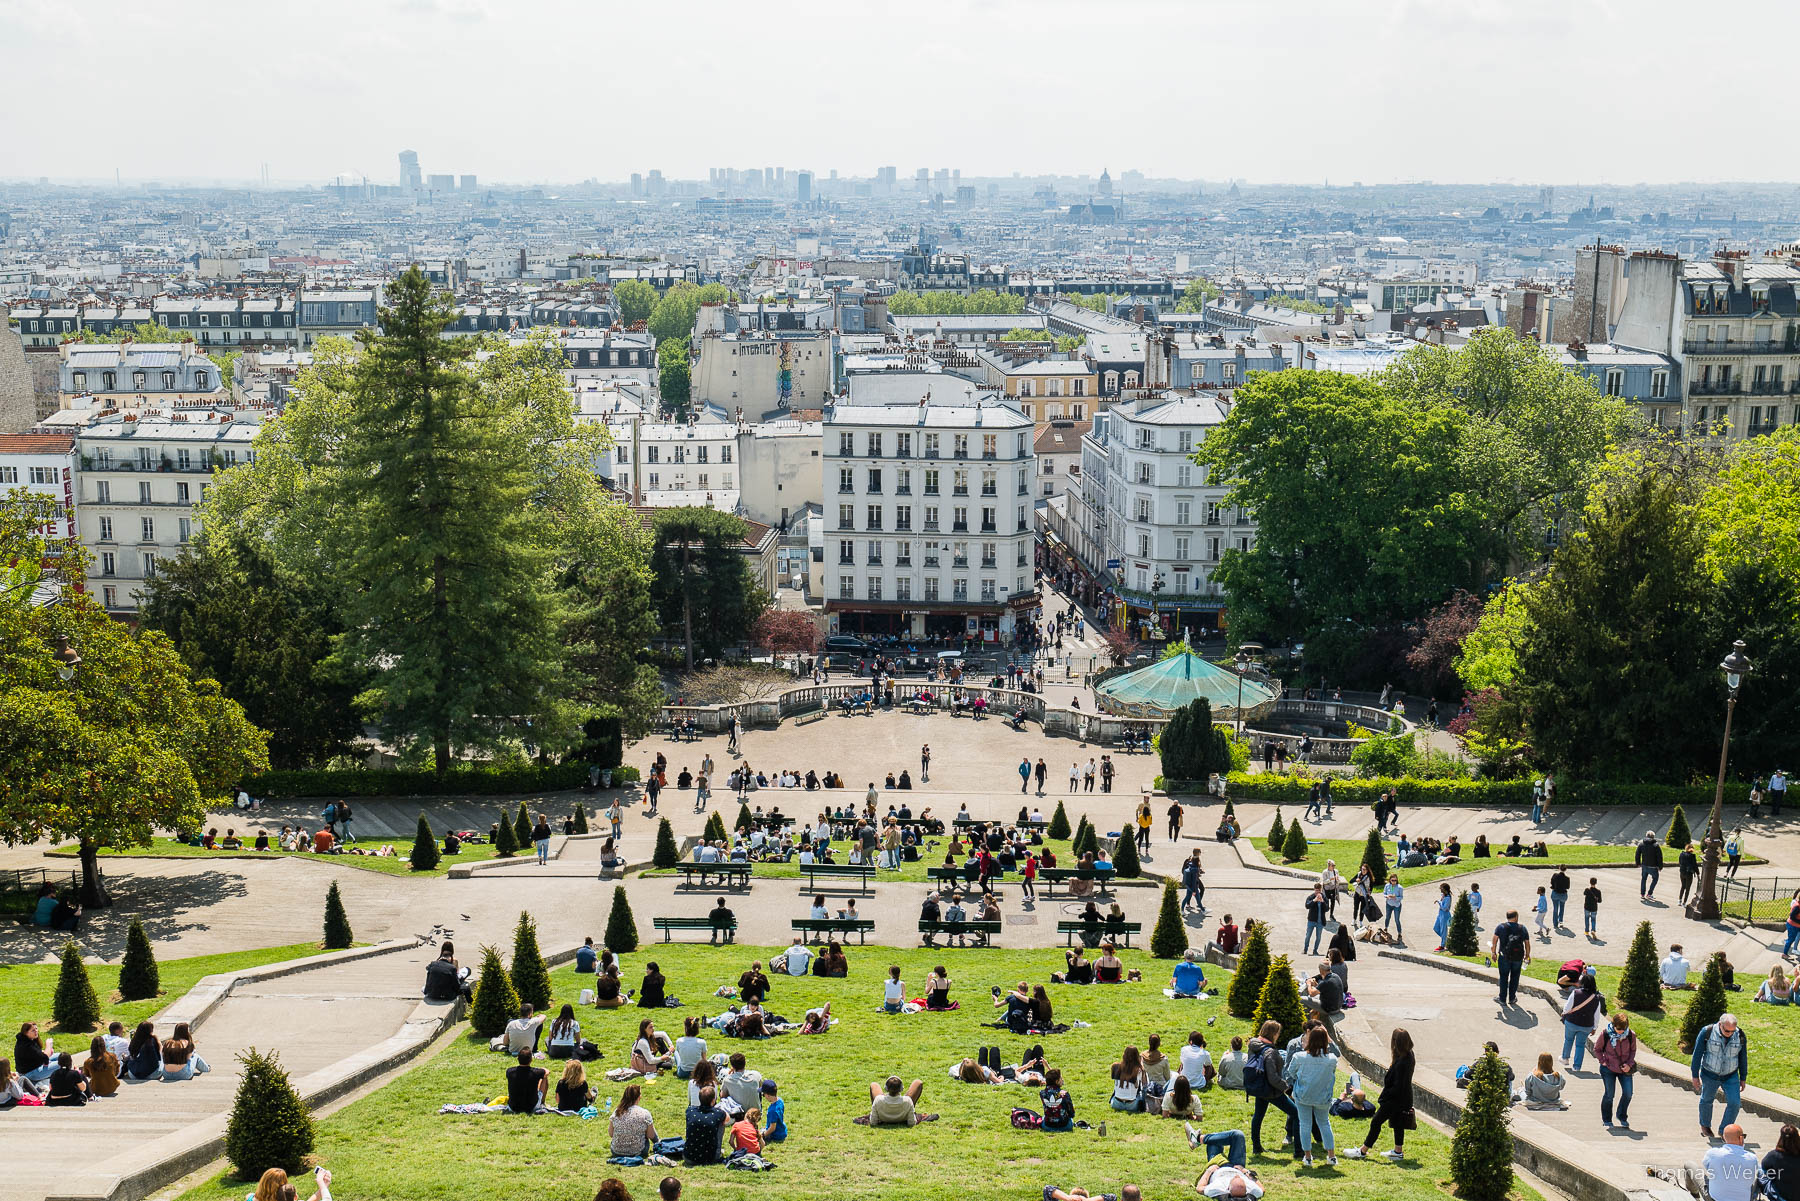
[[4, 0, 1797, 187]]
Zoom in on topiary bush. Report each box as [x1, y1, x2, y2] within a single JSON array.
[[409, 813, 440, 872], [468, 944, 519, 1038], [1227, 922, 1271, 1018], [1447, 891, 1480, 956], [573, 803, 589, 835], [118, 917, 160, 1002], [1074, 818, 1099, 860], [225, 1047, 315, 1180], [1451, 1050, 1514, 1201], [494, 809, 519, 857], [1150, 880, 1187, 958], [1666, 805, 1691, 849], [703, 811, 728, 844], [52, 941, 101, 1032], [1266, 808, 1285, 853], [1251, 952, 1307, 1047], [1048, 800, 1071, 841], [1618, 920, 1663, 1012], [508, 911, 553, 1011], [652, 818, 679, 868], [735, 803, 753, 834], [513, 803, 533, 849], [1678, 953, 1729, 1052], [604, 885, 640, 953], [322, 880, 352, 949], [1359, 826, 1389, 884], [1281, 818, 1308, 863], [1112, 825, 1142, 878]]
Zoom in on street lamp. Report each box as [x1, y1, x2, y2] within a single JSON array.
[[52, 633, 81, 683], [1150, 571, 1164, 639], [1688, 639, 1753, 922], [1232, 642, 1262, 735]]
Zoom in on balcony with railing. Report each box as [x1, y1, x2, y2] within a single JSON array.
[[952, 485, 969, 497], [980, 522, 997, 533], [1749, 381, 1790, 396], [1690, 381, 1742, 396], [980, 557, 997, 569], [951, 520, 969, 533], [923, 520, 939, 532], [952, 555, 970, 569], [980, 484, 997, 497], [1685, 338, 1800, 356]]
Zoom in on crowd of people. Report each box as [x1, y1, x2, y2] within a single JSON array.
[[3, 1018, 211, 1106]]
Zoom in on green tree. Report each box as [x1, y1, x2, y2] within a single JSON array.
[[735, 803, 753, 833], [1112, 825, 1142, 878], [1048, 801, 1071, 841], [1618, 920, 1663, 1012], [322, 881, 352, 949], [1072, 815, 1091, 853], [703, 811, 728, 843], [1447, 891, 1479, 955], [118, 917, 160, 1002], [1251, 953, 1307, 1047], [612, 279, 657, 326], [409, 813, 441, 872], [142, 537, 367, 770], [1450, 1050, 1514, 1201], [649, 507, 769, 670], [508, 911, 553, 1010], [1281, 818, 1308, 863], [1074, 819, 1099, 860], [1666, 805, 1692, 849], [469, 944, 519, 1037], [514, 802, 534, 849], [1359, 827, 1389, 883], [1266, 808, 1286, 854], [225, 1048, 315, 1180], [52, 941, 101, 1032], [559, 497, 662, 740], [648, 281, 705, 345], [1226, 922, 1271, 1018], [1159, 698, 1232, 783], [652, 817, 679, 868], [604, 884, 640, 953], [1172, 279, 1221, 312], [657, 339, 691, 415], [1678, 954, 1729, 1053], [494, 809, 519, 857], [1150, 880, 1187, 958], [1456, 583, 1533, 692], [66, 321, 187, 344], [572, 803, 589, 835]]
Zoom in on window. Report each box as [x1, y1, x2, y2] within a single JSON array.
[[839, 467, 854, 493], [1124, 370, 1139, 389], [953, 507, 969, 532], [1206, 502, 1221, 524], [100, 552, 116, 576], [839, 575, 855, 600], [1177, 463, 1193, 486], [867, 432, 883, 457], [99, 517, 114, 541], [924, 577, 939, 601], [647, 446, 660, 464], [1175, 501, 1191, 525], [896, 539, 912, 565], [1047, 379, 1062, 398], [896, 469, 911, 495], [162, 371, 176, 390], [1605, 370, 1623, 397], [866, 505, 883, 530], [1209, 536, 1221, 561], [839, 431, 855, 456], [895, 505, 912, 531], [867, 468, 882, 493], [1137, 463, 1153, 485], [981, 541, 997, 568], [953, 579, 968, 601], [143, 551, 158, 577], [1017, 544, 1029, 567], [1222, 364, 1236, 385], [178, 518, 191, 542], [1138, 533, 1151, 556], [980, 579, 996, 602], [839, 539, 855, 564], [73, 371, 86, 390], [103, 586, 117, 609], [981, 471, 996, 496], [139, 481, 152, 504], [103, 371, 115, 390], [177, 448, 191, 469], [896, 432, 912, 457], [1175, 535, 1190, 560], [697, 473, 709, 489], [141, 517, 156, 541], [195, 372, 209, 390], [0, 466, 13, 483], [953, 434, 969, 458], [838, 503, 854, 529], [924, 433, 940, 458], [981, 506, 996, 533], [1018, 379, 1034, 398], [1073, 378, 1087, 397], [924, 506, 939, 532], [867, 577, 883, 600], [696, 445, 708, 464], [982, 434, 997, 459], [953, 469, 969, 496], [720, 446, 731, 463], [29, 465, 53, 485], [896, 578, 912, 601], [925, 540, 941, 567], [924, 469, 940, 495]]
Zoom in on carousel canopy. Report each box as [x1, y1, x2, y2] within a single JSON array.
[[1095, 651, 1279, 716]]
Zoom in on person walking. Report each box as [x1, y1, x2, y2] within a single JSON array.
[[1431, 883, 1453, 953], [1136, 801, 1153, 852], [1533, 886, 1551, 939], [1321, 860, 1342, 923], [1636, 831, 1664, 900], [1034, 759, 1048, 796], [1306, 780, 1323, 822], [1304, 884, 1328, 957], [1771, 768, 1788, 815], [1583, 876, 1603, 939], [1592, 1012, 1638, 1130], [1561, 972, 1603, 1069], [1181, 849, 1205, 913], [1343, 1028, 1414, 1161], [1491, 908, 1531, 1006], [608, 801, 624, 841], [1690, 1013, 1749, 1138], [1262, 740, 1275, 773], [1100, 755, 1115, 793], [1725, 829, 1744, 879], [1244, 1020, 1299, 1159], [1549, 868, 1570, 930], [920, 745, 930, 783], [338, 800, 356, 844], [1530, 777, 1545, 825], [1018, 758, 1031, 794], [532, 812, 553, 866], [1782, 890, 1800, 959], [1167, 800, 1184, 843], [1069, 763, 1080, 794], [1679, 843, 1700, 903], [1383, 874, 1404, 941], [1020, 851, 1038, 902]]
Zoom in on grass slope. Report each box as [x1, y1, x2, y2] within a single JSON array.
[[52, 837, 499, 877], [0, 942, 331, 1035], [177, 945, 1539, 1201], [1275, 837, 1638, 885]]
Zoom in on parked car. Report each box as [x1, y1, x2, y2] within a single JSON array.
[[824, 635, 870, 653]]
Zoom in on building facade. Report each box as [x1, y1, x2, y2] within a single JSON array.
[[0, 431, 77, 604]]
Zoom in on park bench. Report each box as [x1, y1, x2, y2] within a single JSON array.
[[954, 818, 1047, 833], [1057, 919, 1141, 947], [792, 917, 876, 944], [793, 709, 827, 726], [1038, 867, 1117, 898], [800, 862, 875, 893], [925, 865, 1010, 890], [651, 915, 737, 942], [673, 862, 751, 890], [918, 918, 1003, 947]]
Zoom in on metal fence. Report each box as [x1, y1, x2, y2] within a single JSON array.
[[0, 866, 80, 915], [1718, 875, 1800, 924]]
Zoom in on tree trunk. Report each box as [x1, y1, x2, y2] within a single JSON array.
[[681, 541, 695, 672], [78, 839, 113, 908]]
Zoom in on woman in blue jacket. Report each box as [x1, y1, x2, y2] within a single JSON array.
[[1283, 1026, 1340, 1166]]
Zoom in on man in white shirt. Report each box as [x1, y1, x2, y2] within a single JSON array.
[[103, 1021, 130, 1061], [781, 937, 813, 977], [1198, 1163, 1262, 1199], [500, 1005, 544, 1056], [696, 842, 720, 864], [721, 1051, 764, 1113], [1694, 1124, 1759, 1201], [1662, 944, 1695, 990]]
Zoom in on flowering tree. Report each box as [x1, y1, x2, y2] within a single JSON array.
[[754, 609, 821, 657]]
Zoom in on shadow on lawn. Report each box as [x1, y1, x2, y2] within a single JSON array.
[[0, 869, 249, 965]]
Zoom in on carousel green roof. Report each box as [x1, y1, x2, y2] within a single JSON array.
[[1094, 651, 1280, 715]]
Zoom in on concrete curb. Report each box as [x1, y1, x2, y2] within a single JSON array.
[[1374, 946, 1800, 1127], [164, 938, 416, 1035]]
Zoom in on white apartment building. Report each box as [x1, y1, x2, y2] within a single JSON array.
[[75, 411, 260, 614], [0, 432, 78, 605], [822, 395, 1036, 642], [1078, 393, 1256, 637]]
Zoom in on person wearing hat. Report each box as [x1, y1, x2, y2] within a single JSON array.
[[1171, 949, 1207, 998]]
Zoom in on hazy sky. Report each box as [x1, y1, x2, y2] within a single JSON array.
[[3, 0, 1792, 187]]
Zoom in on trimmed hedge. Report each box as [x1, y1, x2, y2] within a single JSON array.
[[248, 763, 640, 798], [1224, 772, 1747, 808]]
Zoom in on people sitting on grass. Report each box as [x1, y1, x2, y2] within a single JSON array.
[[1197, 1156, 1261, 1198], [424, 943, 472, 1003], [249, 1167, 333, 1201], [555, 1059, 595, 1111], [1662, 944, 1695, 990], [505, 1049, 547, 1114], [1216, 1036, 1247, 1091], [722, 1051, 765, 1112], [924, 965, 953, 1010], [31, 884, 80, 932], [855, 1075, 938, 1125], [1110, 1044, 1149, 1112], [1171, 949, 1208, 998], [496, 1004, 544, 1056], [882, 965, 907, 1014], [632, 1018, 674, 1075], [547, 1004, 591, 1061], [160, 1022, 209, 1081], [1215, 916, 1241, 956], [603, 1081, 657, 1156], [593, 953, 625, 1008], [819, 943, 849, 978], [1052, 947, 1094, 985], [1161, 1073, 1201, 1120], [1330, 1081, 1377, 1118], [638, 962, 668, 1009], [671, 1017, 707, 1079], [1757, 965, 1794, 1004], [995, 980, 1034, 1033], [759, 1079, 787, 1142], [1178, 1030, 1214, 1089], [685, 1085, 728, 1164]]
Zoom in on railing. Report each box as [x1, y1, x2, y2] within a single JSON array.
[[1690, 382, 1743, 396], [1719, 875, 1800, 925], [1685, 339, 1799, 356]]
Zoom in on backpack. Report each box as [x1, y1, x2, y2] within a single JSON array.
[[1499, 925, 1529, 961], [1243, 1042, 1271, 1097], [1010, 1107, 1044, 1129]]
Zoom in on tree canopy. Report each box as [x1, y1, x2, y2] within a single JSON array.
[[884, 289, 1024, 316], [611, 279, 656, 326], [1172, 279, 1220, 312], [649, 507, 770, 669]]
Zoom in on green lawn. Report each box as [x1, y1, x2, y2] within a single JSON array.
[[0, 942, 331, 1035], [177, 945, 1539, 1201], [51, 837, 498, 877], [1271, 838, 1639, 886], [643, 838, 1085, 886]]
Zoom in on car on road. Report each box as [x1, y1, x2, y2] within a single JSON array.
[[824, 635, 871, 653]]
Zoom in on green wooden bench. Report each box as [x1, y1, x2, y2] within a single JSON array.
[[1038, 867, 1117, 898], [792, 917, 875, 944], [954, 818, 1048, 833], [918, 919, 1003, 947], [801, 862, 875, 893], [673, 862, 751, 890], [925, 866, 1008, 890], [651, 915, 737, 942], [1056, 919, 1141, 947]]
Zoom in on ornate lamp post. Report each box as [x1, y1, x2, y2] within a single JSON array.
[[1233, 642, 1262, 735], [53, 632, 81, 682], [1688, 640, 1753, 922], [1150, 571, 1164, 639]]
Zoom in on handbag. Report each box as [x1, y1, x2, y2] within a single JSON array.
[[1393, 1107, 1417, 1131]]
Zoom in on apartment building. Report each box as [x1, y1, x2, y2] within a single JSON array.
[[0, 432, 77, 604], [61, 341, 225, 402], [1078, 393, 1255, 637], [822, 394, 1035, 642], [691, 330, 833, 414], [75, 411, 260, 613], [973, 348, 1097, 421]]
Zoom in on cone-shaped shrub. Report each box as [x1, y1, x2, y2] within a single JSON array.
[[118, 917, 160, 1002], [1678, 953, 1729, 1052], [1447, 891, 1480, 956], [1266, 808, 1285, 853], [1112, 826, 1142, 878], [225, 1047, 315, 1180], [1222, 798, 1236, 820], [514, 802, 533, 848], [494, 809, 519, 857], [1251, 953, 1307, 1047], [703, 811, 728, 844], [1071, 815, 1091, 855], [604, 885, 640, 953], [322, 880, 352, 949], [1150, 880, 1187, 958], [1359, 827, 1389, 885], [735, 803, 753, 833], [1618, 920, 1663, 1012], [1048, 801, 1072, 840], [1666, 805, 1691, 849], [508, 911, 553, 1011], [652, 818, 679, 868], [1281, 818, 1308, 863], [469, 944, 519, 1038], [1450, 1050, 1514, 1201], [410, 813, 440, 872], [1227, 921, 1271, 1018], [573, 803, 589, 835], [52, 941, 101, 1032]]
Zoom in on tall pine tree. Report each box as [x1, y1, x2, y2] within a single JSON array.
[[1678, 954, 1729, 1052], [1251, 953, 1307, 1046], [1048, 801, 1071, 841], [1266, 808, 1285, 854], [225, 1048, 315, 1180], [1227, 922, 1272, 1018], [322, 881, 352, 949], [1447, 891, 1479, 955], [410, 813, 440, 871], [1618, 920, 1663, 1012], [469, 945, 519, 1037], [508, 911, 553, 1011], [1666, 805, 1692, 849], [1150, 881, 1187, 958], [1451, 1050, 1514, 1201], [52, 941, 101, 1032], [604, 885, 640, 953], [1359, 826, 1389, 884]]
